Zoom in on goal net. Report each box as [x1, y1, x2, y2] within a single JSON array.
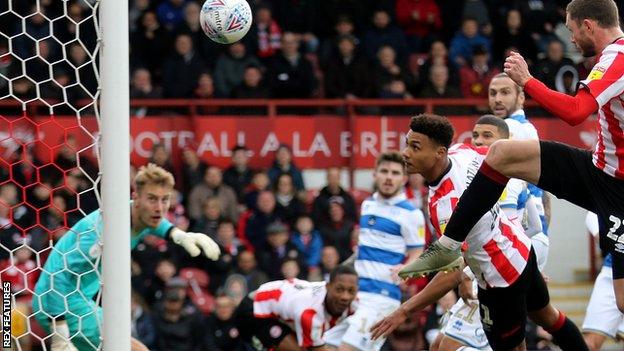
[[0, 0, 129, 350]]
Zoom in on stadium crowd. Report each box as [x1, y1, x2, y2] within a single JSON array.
[[1, 0, 623, 350], [1, 0, 619, 108]]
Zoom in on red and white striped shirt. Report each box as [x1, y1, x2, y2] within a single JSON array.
[[429, 145, 532, 288], [253, 279, 355, 348], [580, 38, 624, 179]]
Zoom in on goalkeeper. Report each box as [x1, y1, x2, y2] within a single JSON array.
[[32, 163, 221, 351]]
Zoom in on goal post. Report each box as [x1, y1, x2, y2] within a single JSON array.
[[100, 0, 131, 350], [0, 0, 131, 350]]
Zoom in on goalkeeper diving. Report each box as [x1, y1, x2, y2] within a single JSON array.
[[32, 163, 221, 351]]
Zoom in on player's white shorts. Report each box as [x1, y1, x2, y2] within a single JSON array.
[[441, 298, 491, 350], [324, 292, 399, 351], [582, 266, 624, 339]]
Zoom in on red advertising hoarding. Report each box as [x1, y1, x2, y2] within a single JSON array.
[[1, 115, 599, 169]]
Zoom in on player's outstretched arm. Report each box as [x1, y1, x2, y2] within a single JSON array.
[[370, 269, 462, 340], [504, 51, 598, 125], [169, 227, 220, 260]]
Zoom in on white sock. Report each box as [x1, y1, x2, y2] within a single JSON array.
[[438, 235, 462, 250]]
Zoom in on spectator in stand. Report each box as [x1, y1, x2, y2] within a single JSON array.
[[216, 220, 245, 259], [324, 34, 373, 99], [516, 0, 560, 53], [273, 173, 307, 226], [230, 64, 271, 108], [0, 184, 24, 261], [130, 68, 163, 117], [140, 257, 178, 306], [395, 0, 442, 53], [162, 33, 205, 98], [420, 65, 462, 99], [0, 246, 39, 300], [214, 41, 262, 97], [270, 0, 317, 46], [418, 40, 459, 91], [459, 44, 500, 100], [53, 134, 98, 181], [281, 258, 302, 280], [156, 0, 187, 32], [68, 42, 98, 97], [256, 221, 307, 280], [131, 291, 157, 350], [246, 3, 282, 65], [267, 32, 317, 98], [223, 145, 255, 204], [362, 9, 409, 64], [131, 11, 172, 77], [188, 166, 238, 222], [231, 249, 269, 292], [532, 39, 580, 94], [312, 167, 357, 226], [167, 189, 190, 231], [190, 197, 224, 237], [449, 17, 491, 67], [176, 1, 222, 70], [419, 64, 464, 116], [267, 144, 305, 191], [152, 281, 206, 351], [320, 245, 340, 282], [241, 190, 279, 251], [492, 9, 538, 66], [129, 0, 150, 34], [372, 45, 418, 98], [461, 0, 491, 35], [193, 72, 220, 114], [318, 198, 355, 262], [180, 146, 208, 200], [291, 215, 323, 277], [204, 294, 244, 351], [319, 16, 360, 69], [149, 143, 175, 176], [222, 274, 248, 305], [243, 171, 271, 211]]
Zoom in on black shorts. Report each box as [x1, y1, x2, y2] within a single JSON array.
[[538, 141, 624, 278], [234, 296, 293, 348], [477, 249, 549, 350]]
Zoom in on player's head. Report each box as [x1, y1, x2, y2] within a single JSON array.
[[373, 151, 407, 199], [566, 0, 620, 57], [325, 265, 358, 317], [489, 73, 524, 118], [472, 114, 510, 147], [402, 114, 454, 180], [132, 163, 175, 229]]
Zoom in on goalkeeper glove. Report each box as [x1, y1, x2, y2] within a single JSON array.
[[50, 320, 78, 351], [170, 228, 220, 260]]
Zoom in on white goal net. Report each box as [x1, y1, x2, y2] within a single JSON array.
[[0, 0, 129, 350]]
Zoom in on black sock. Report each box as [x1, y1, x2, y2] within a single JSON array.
[[443, 161, 508, 242], [546, 313, 589, 351]]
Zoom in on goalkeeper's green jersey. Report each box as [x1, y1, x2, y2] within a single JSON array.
[[33, 207, 173, 316]]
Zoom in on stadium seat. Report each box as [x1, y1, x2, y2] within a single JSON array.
[[179, 267, 210, 289], [179, 268, 215, 314]]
